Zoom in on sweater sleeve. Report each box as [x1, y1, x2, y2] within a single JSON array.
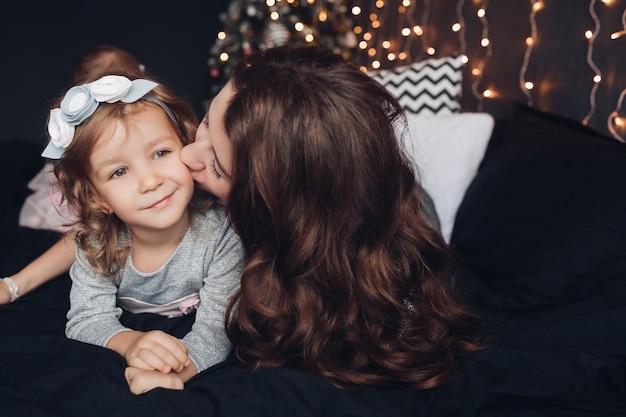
[[182, 215, 244, 372], [65, 249, 130, 347]]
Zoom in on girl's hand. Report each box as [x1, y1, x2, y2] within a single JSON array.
[[125, 330, 190, 373], [124, 367, 184, 394], [109, 330, 191, 373]]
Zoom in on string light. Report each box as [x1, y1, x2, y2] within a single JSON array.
[[610, 8, 626, 38], [350, 0, 624, 140], [420, 0, 432, 59], [582, 0, 603, 126], [210, 0, 626, 141], [608, 89, 626, 142], [352, 0, 438, 68], [471, 0, 491, 111], [402, 1, 419, 64], [608, 6, 626, 141], [455, 0, 467, 56], [519, 1, 541, 107]]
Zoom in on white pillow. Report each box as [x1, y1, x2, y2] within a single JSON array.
[[399, 113, 494, 242]]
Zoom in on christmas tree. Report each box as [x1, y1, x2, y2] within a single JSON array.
[[206, 0, 358, 98]]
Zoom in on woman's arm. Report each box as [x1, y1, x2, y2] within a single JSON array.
[[1, 232, 75, 304]]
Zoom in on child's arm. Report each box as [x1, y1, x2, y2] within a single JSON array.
[[124, 362, 198, 394], [68, 250, 191, 376], [107, 329, 191, 374], [1, 232, 75, 304]]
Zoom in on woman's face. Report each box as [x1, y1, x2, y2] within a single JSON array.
[[180, 82, 235, 205]]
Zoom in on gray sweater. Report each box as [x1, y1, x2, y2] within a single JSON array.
[[66, 206, 244, 372]]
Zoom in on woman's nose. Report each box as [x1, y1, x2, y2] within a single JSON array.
[[180, 143, 205, 172]]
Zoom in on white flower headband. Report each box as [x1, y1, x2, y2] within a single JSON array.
[[42, 75, 160, 159]]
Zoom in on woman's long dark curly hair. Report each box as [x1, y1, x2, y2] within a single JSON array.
[[223, 46, 484, 389]]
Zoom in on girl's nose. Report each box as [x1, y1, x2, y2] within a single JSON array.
[[138, 169, 164, 193]]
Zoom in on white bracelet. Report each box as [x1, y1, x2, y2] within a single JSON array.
[[1, 277, 19, 302]]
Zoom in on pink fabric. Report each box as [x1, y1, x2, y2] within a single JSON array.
[[19, 163, 77, 233]]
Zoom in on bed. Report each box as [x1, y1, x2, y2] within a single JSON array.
[[2, 60, 626, 416]]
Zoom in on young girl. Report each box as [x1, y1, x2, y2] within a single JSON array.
[[2, 45, 146, 305], [177, 46, 484, 392], [43, 70, 243, 393]]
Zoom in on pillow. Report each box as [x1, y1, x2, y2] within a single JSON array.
[[451, 104, 626, 313], [399, 113, 494, 242], [19, 162, 75, 233], [369, 55, 464, 116]]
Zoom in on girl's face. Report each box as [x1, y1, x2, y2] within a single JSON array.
[[88, 104, 194, 235], [180, 81, 234, 205]]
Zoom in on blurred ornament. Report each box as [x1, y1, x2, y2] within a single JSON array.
[[265, 22, 291, 47]]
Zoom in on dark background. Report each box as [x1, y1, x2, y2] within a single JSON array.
[[355, 0, 626, 141], [0, 0, 229, 146], [3, 1, 626, 145]]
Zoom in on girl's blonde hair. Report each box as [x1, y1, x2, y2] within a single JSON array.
[[51, 70, 205, 279]]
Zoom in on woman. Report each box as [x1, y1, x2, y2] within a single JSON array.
[[175, 46, 483, 391]]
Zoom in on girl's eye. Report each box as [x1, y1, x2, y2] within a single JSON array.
[[110, 168, 127, 179], [154, 149, 170, 159], [209, 158, 222, 179]]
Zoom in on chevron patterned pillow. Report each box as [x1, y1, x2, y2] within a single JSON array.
[[369, 55, 464, 116]]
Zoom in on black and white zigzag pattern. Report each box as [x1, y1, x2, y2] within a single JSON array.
[[369, 55, 463, 116]]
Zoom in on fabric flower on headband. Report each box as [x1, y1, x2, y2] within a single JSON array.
[[42, 75, 158, 159]]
